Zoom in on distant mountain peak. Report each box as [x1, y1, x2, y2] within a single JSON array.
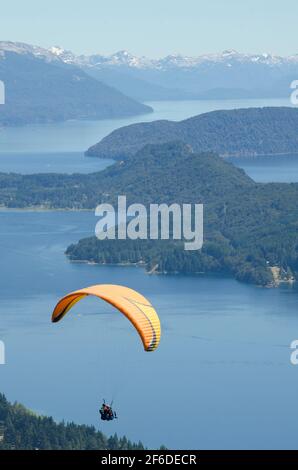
[[0, 41, 62, 64], [55, 47, 296, 70], [222, 49, 238, 56], [105, 50, 149, 68], [114, 49, 130, 57], [49, 45, 65, 56], [110, 49, 136, 63], [1, 41, 297, 70]]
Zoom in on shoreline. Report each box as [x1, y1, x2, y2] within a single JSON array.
[[0, 205, 93, 213], [225, 151, 298, 159], [67, 257, 295, 288], [87, 150, 298, 160]]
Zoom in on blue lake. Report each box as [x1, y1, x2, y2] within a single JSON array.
[[1, 98, 298, 450], [0, 211, 298, 450], [0, 97, 293, 177], [230, 154, 298, 183], [0, 151, 113, 175]]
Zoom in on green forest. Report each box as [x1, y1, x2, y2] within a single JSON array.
[[86, 106, 298, 159], [1, 141, 298, 286], [0, 394, 145, 450]]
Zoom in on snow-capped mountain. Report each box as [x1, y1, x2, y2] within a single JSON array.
[[0, 41, 62, 63], [1, 41, 298, 101], [44, 45, 298, 100], [2, 40, 298, 69], [47, 45, 298, 69], [0, 41, 152, 126]]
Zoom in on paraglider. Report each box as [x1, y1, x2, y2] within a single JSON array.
[[51, 284, 161, 352], [99, 400, 117, 421], [51, 284, 161, 423]]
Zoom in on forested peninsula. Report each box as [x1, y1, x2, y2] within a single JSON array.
[[1, 141, 298, 287]]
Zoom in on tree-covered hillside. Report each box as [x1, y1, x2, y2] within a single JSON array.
[[0, 141, 254, 209], [0, 394, 144, 450], [1, 142, 298, 286], [86, 107, 298, 159], [0, 48, 152, 126]]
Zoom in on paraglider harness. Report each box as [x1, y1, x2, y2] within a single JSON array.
[[99, 400, 117, 421]]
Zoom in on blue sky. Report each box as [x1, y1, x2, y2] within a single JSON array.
[[0, 0, 297, 57]]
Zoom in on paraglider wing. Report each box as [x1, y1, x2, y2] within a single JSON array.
[[52, 284, 161, 351]]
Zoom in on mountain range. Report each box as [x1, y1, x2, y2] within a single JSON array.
[[1, 42, 298, 104], [0, 41, 152, 125], [48, 45, 298, 101]]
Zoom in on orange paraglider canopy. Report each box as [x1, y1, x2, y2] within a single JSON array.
[[52, 284, 161, 352]]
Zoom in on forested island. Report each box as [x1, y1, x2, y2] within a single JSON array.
[[1, 141, 298, 287], [86, 107, 298, 160], [0, 394, 145, 450]]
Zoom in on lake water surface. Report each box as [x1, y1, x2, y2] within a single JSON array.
[[0, 97, 293, 177], [0, 211, 298, 450], [229, 154, 298, 183], [1, 99, 298, 450]]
